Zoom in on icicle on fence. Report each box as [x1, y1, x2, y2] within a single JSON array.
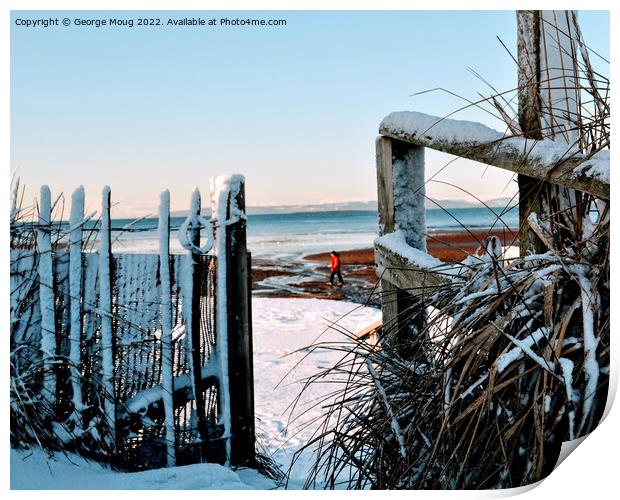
[[9, 176, 255, 471]]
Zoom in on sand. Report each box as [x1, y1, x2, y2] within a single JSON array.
[[251, 228, 519, 304]]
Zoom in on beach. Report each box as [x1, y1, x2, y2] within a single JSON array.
[[97, 208, 519, 304], [251, 228, 519, 304]]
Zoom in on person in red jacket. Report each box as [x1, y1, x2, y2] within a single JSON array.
[[329, 250, 344, 287]]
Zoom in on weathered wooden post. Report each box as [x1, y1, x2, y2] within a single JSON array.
[[158, 190, 176, 467], [37, 185, 57, 411], [225, 178, 255, 467], [187, 190, 210, 451], [99, 186, 116, 451], [376, 137, 426, 354], [68, 186, 85, 425], [517, 10, 581, 255], [211, 174, 255, 467]]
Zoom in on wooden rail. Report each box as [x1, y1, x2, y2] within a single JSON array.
[[375, 234, 455, 299], [380, 111, 609, 200]]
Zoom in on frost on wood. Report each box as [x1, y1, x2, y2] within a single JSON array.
[[69, 186, 85, 419], [37, 185, 56, 410], [209, 174, 246, 466], [392, 147, 426, 250], [158, 190, 176, 467], [98, 186, 116, 445]]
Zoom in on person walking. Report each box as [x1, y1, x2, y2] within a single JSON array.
[[329, 250, 344, 287]]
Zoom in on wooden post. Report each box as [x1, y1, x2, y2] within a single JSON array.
[[37, 185, 57, 411], [68, 186, 85, 423], [517, 10, 581, 255], [517, 10, 546, 256], [376, 137, 426, 354], [98, 186, 116, 450], [158, 190, 176, 467], [224, 179, 255, 466], [187, 189, 210, 452]]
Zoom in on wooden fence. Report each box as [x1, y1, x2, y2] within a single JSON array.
[[374, 10, 609, 342], [374, 112, 609, 344], [10, 175, 254, 471]]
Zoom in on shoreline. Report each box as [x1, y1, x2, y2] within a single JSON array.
[[252, 227, 518, 304]]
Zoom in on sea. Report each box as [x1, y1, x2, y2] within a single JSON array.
[[105, 206, 519, 259]]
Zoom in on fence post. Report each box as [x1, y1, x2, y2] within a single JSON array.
[[37, 185, 57, 411], [517, 10, 546, 256], [224, 178, 255, 467], [158, 190, 176, 467], [69, 186, 85, 423], [517, 10, 582, 255], [99, 186, 116, 451], [376, 137, 427, 355], [187, 189, 210, 450]]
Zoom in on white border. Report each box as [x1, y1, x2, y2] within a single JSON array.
[[3, 2, 616, 499]]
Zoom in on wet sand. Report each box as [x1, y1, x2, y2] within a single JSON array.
[[251, 228, 518, 304]]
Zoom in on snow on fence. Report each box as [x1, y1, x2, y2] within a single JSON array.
[[374, 111, 610, 345], [9, 176, 254, 471]]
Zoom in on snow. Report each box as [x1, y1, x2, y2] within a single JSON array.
[[539, 10, 580, 145], [210, 175, 246, 466], [69, 186, 85, 420], [375, 230, 452, 271], [10, 447, 274, 490], [573, 149, 610, 184], [574, 267, 599, 433], [495, 328, 548, 374], [119, 366, 218, 417], [559, 357, 576, 439], [180, 253, 198, 406], [392, 146, 426, 250], [177, 189, 214, 254], [381, 111, 502, 145], [251, 297, 381, 487], [11, 297, 381, 490], [380, 111, 609, 186]]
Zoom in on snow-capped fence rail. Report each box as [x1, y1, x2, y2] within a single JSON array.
[[9, 176, 255, 472], [379, 111, 609, 201]]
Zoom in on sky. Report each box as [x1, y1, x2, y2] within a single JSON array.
[[11, 10, 610, 217]]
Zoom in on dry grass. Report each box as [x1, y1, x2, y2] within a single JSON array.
[[293, 11, 609, 489]]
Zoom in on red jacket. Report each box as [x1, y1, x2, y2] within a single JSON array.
[[330, 254, 341, 272]]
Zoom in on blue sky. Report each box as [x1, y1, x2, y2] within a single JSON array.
[[11, 10, 609, 217]]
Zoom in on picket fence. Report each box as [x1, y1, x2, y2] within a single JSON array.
[[10, 175, 254, 471]]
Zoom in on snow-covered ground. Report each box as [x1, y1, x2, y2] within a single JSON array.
[[252, 297, 381, 487], [11, 297, 381, 490]]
